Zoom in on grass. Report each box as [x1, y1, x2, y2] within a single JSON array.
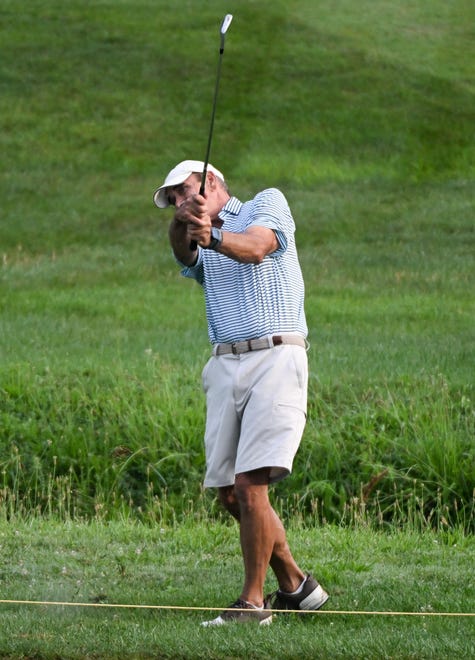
[[0, 0, 474, 528], [0, 518, 474, 659], [1, 362, 473, 529], [0, 3, 474, 654]]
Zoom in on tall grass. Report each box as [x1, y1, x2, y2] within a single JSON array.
[[285, 375, 475, 530], [1, 362, 473, 530], [0, 361, 205, 520]]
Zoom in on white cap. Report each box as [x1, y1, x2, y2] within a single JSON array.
[[153, 160, 225, 208]]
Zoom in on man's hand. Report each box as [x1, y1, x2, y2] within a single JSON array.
[[175, 193, 213, 248], [169, 192, 215, 265]]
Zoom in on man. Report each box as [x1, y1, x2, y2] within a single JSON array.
[[153, 160, 329, 626]]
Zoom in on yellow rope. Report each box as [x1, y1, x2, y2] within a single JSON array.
[[0, 599, 473, 617]]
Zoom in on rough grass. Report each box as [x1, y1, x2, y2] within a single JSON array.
[[1, 363, 473, 529]]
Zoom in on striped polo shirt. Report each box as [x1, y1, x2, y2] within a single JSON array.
[[180, 188, 307, 344]]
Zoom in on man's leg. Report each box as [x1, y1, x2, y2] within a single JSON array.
[[218, 468, 305, 605]]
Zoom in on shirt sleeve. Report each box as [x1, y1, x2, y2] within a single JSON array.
[[179, 249, 205, 285], [249, 188, 295, 256]]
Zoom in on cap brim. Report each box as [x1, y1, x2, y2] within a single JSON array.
[[153, 170, 193, 208], [153, 188, 170, 208], [153, 161, 224, 209]]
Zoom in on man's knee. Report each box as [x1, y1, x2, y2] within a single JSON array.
[[234, 469, 271, 509], [218, 485, 240, 518]]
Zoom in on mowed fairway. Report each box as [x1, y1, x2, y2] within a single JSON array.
[[0, 1, 474, 657]]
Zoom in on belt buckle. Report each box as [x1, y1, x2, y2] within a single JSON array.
[[231, 342, 238, 355]]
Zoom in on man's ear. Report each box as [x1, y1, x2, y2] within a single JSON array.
[[206, 171, 217, 190]]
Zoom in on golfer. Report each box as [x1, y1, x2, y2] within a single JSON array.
[[154, 160, 329, 625]]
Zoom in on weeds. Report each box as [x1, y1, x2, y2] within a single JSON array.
[[1, 363, 473, 531]]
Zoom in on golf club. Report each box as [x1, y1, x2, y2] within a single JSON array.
[[190, 13, 233, 250]]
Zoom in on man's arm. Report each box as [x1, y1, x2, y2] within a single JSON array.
[[169, 191, 279, 265], [168, 217, 198, 266], [201, 226, 279, 264]]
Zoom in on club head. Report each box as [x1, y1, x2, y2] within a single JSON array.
[[220, 14, 233, 36], [220, 14, 233, 50]]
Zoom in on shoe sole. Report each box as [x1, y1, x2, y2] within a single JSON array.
[[202, 614, 273, 627], [299, 585, 329, 611]]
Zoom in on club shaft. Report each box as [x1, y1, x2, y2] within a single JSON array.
[[190, 14, 232, 251], [191, 47, 225, 250], [200, 48, 224, 196]]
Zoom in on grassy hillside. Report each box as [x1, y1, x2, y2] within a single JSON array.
[[0, 0, 474, 525], [1, 1, 474, 247]]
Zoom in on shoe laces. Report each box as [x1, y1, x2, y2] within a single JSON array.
[[228, 599, 257, 610]]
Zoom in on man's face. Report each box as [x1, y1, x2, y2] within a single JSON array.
[[166, 173, 201, 208]]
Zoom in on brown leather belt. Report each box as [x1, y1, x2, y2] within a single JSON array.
[[213, 334, 307, 356]]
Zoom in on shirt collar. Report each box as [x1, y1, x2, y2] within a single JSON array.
[[219, 196, 242, 219]]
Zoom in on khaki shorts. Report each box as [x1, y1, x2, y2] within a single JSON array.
[[201, 344, 308, 488]]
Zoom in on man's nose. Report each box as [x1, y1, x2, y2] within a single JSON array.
[[174, 194, 185, 208]]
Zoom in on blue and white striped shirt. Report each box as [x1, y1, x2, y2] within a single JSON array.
[[180, 188, 307, 344]]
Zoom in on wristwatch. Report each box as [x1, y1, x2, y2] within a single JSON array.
[[206, 227, 223, 250]]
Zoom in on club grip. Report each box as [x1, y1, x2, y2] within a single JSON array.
[[189, 178, 206, 250]]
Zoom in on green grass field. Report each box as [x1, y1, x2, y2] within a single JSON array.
[[0, 519, 474, 659], [0, 0, 474, 655]]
